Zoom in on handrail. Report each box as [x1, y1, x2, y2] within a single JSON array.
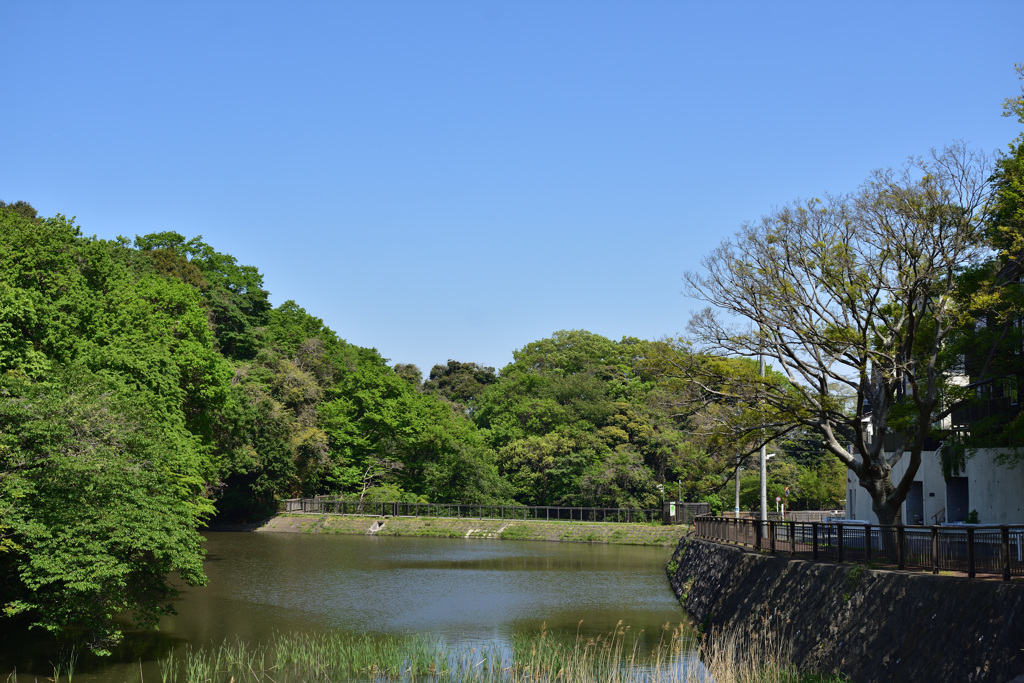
[[692, 515, 1024, 581]]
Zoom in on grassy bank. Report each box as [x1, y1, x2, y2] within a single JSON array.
[[256, 514, 687, 546]]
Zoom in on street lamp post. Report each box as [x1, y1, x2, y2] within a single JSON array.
[[760, 352, 768, 525], [735, 457, 742, 519]]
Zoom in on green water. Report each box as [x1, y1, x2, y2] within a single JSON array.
[[1, 531, 693, 681]]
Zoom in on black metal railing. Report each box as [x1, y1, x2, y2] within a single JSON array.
[[725, 510, 844, 523], [280, 498, 668, 524], [693, 515, 1024, 581]]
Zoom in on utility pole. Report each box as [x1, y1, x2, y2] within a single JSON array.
[[760, 350, 768, 526]]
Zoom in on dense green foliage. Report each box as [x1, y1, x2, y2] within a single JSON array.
[[0, 209, 514, 649], [952, 64, 1024, 459], [0, 217, 837, 648], [0, 212, 216, 651], [0, 199, 843, 649]]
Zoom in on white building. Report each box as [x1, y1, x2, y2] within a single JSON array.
[[845, 447, 1024, 525]]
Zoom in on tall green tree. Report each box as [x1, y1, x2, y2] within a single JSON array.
[[0, 207, 224, 650], [952, 64, 1024, 458], [475, 331, 667, 508], [0, 364, 210, 653], [135, 232, 271, 361], [642, 344, 782, 506], [422, 360, 496, 411]]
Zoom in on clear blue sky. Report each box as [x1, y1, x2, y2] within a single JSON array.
[[3, 2, 1022, 376]]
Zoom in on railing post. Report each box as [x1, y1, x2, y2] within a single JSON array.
[[865, 524, 872, 563], [812, 523, 819, 560], [931, 526, 939, 575], [755, 518, 763, 550], [897, 525, 906, 570], [789, 521, 796, 557], [967, 527, 976, 579], [837, 524, 844, 563], [1002, 526, 1012, 582], [770, 521, 776, 554]]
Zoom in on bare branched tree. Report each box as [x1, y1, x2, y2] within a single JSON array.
[[683, 143, 993, 525]]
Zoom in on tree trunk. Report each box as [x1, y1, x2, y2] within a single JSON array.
[[865, 474, 903, 526], [872, 499, 901, 526]]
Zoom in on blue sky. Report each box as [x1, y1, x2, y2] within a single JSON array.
[[3, 2, 1022, 376]]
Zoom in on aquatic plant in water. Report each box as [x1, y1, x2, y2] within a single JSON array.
[[20, 620, 845, 683]]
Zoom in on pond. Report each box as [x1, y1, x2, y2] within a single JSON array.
[[1, 531, 696, 681]]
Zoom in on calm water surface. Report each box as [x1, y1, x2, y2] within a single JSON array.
[[3, 531, 692, 681]]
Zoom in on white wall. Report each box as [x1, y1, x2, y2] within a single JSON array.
[[845, 448, 1024, 525], [965, 449, 1024, 524]]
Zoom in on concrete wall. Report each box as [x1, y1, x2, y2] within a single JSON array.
[[669, 537, 1024, 682], [846, 448, 1024, 525], [255, 514, 687, 545], [967, 450, 1024, 524]]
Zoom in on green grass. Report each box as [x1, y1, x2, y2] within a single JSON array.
[[498, 525, 534, 540], [396, 527, 465, 538]]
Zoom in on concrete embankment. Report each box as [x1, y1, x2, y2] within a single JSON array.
[[253, 513, 686, 546], [668, 536, 1024, 682]]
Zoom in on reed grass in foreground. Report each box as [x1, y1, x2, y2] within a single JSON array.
[[9, 623, 846, 683]]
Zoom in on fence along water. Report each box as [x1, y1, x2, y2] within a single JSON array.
[[281, 498, 710, 525], [693, 515, 1024, 580]]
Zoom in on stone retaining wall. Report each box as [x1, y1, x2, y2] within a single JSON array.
[[669, 536, 1024, 682]]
